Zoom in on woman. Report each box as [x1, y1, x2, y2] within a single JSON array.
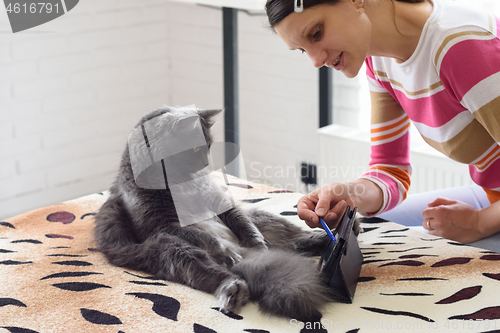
[[265, 0, 500, 248]]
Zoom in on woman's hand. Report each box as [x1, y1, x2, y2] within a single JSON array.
[[297, 182, 355, 229], [297, 179, 383, 229], [422, 197, 500, 243]]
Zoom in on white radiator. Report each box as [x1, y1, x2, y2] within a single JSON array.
[[317, 125, 473, 194]]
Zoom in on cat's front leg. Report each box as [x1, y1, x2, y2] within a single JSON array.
[[218, 208, 267, 250], [291, 229, 331, 255]]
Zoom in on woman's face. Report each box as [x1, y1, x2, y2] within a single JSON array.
[[274, 0, 372, 78]]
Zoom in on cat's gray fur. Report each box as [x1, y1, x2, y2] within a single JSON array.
[[94, 106, 358, 322]]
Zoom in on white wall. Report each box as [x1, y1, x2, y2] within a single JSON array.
[[0, 0, 363, 220], [1, 0, 172, 220]]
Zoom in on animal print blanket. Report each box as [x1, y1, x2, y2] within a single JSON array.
[[1, 174, 500, 333]]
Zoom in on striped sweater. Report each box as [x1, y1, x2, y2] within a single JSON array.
[[361, 0, 500, 215]]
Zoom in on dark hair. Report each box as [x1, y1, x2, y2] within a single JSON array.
[[265, 0, 425, 28]]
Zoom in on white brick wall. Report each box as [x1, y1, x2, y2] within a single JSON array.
[[0, 1, 363, 220]]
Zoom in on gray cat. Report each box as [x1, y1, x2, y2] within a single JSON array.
[[94, 106, 356, 322]]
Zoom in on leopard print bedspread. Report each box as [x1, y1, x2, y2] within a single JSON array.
[[1, 176, 500, 333]]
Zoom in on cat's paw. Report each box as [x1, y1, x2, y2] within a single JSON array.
[[211, 243, 242, 267], [215, 277, 249, 314], [225, 246, 243, 265], [353, 217, 362, 236], [241, 235, 268, 251]]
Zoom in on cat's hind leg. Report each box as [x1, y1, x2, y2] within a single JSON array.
[[143, 233, 250, 313], [98, 230, 249, 313], [94, 199, 249, 313], [231, 249, 330, 322], [215, 277, 249, 314]]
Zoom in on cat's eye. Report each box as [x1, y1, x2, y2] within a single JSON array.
[[193, 147, 200, 153]]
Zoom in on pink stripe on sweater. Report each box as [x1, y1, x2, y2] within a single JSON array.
[[469, 158, 500, 189], [366, 64, 466, 128], [440, 37, 500, 101], [365, 58, 375, 79], [369, 133, 411, 166], [393, 89, 467, 126]]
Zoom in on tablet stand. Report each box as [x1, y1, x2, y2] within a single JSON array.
[[318, 206, 363, 303]]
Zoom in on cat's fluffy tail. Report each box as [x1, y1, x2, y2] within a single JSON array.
[[230, 249, 330, 322]]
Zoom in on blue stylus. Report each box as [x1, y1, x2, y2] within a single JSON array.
[[314, 210, 336, 242]]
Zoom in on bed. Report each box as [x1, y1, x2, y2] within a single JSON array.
[[1, 174, 500, 333]]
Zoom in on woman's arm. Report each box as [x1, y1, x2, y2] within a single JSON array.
[[422, 198, 500, 243], [298, 89, 411, 228], [358, 91, 412, 215]]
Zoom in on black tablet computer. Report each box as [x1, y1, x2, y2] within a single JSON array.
[[318, 206, 363, 303]]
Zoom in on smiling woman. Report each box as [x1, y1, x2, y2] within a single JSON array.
[[267, 0, 430, 78], [271, 2, 372, 77], [265, 0, 500, 250]]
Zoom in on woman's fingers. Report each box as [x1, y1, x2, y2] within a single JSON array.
[[297, 183, 354, 229], [322, 200, 348, 228], [297, 194, 320, 228]]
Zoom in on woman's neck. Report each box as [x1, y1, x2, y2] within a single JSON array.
[[367, 0, 434, 63]]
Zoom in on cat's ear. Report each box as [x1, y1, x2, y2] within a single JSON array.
[[176, 115, 200, 131], [198, 109, 222, 128]]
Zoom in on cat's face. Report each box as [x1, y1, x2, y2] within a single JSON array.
[[128, 106, 221, 188]]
